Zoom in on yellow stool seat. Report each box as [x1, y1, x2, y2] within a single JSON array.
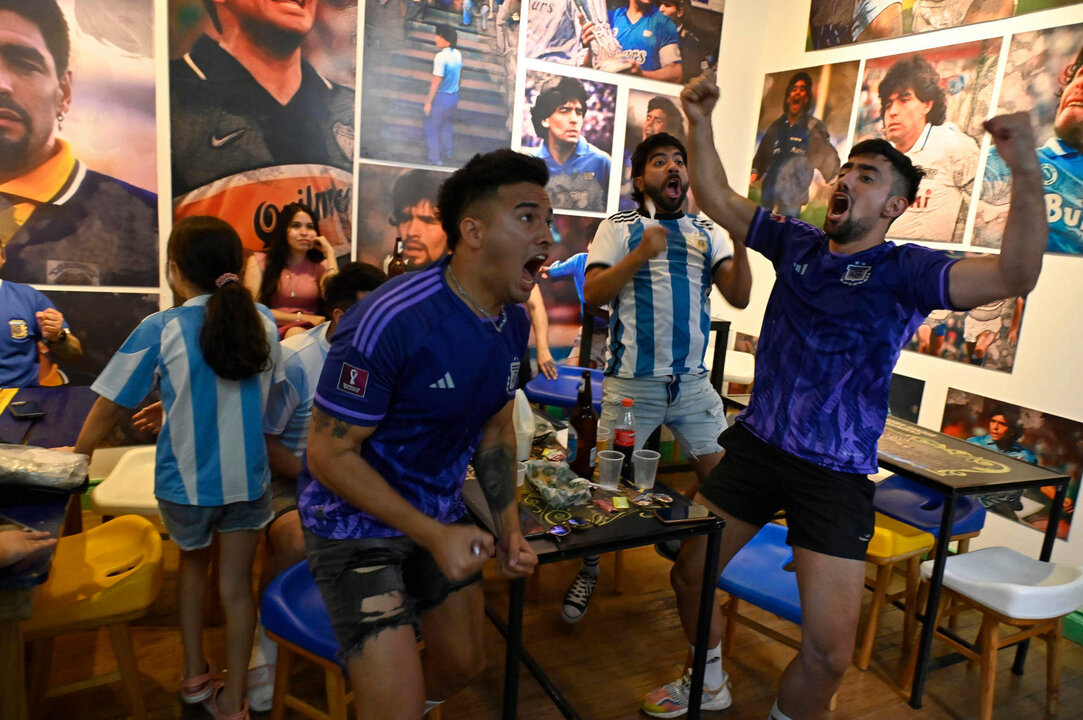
[[867, 513, 935, 559], [24, 514, 163, 632]]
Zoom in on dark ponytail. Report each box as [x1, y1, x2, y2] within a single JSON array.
[[168, 217, 271, 380]]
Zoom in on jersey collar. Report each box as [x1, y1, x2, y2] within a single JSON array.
[[0, 139, 82, 206]]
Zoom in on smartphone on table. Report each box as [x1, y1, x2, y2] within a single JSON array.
[[654, 503, 711, 524], [8, 400, 46, 420]]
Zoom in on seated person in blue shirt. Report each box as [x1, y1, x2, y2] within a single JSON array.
[[581, 0, 682, 82], [530, 76, 611, 213], [300, 149, 547, 719], [0, 242, 82, 387]]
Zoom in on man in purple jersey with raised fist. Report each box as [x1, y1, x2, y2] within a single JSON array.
[[640, 72, 1047, 720]]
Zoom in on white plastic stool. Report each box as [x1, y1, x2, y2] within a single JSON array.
[[722, 350, 755, 385], [89, 446, 163, 532], [906, 546, 1083, 720]]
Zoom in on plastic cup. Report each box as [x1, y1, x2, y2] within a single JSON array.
[[516, 461, 528, 487], [515, 430, 532, 461], [632, 449, 661, 491], [596, 426, 612, 453], [597, 450, 624, 491]]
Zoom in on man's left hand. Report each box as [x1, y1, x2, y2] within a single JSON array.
[[35, 309, 65, 342], [496, 530, 538, 579]]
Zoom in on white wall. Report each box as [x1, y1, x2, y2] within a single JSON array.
[[710, 1, 1083, 563]]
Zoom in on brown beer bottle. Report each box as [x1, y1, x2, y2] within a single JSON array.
[[568, 371, 598, 478], [388, 237, 408, 277]]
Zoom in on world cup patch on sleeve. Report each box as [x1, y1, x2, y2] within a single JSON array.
[[338, 363, 369, 397]]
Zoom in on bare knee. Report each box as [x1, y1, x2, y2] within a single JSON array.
[[800, 634, 853, 681]]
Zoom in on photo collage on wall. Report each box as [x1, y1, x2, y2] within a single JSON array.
[[942, 388, 1081, 541], [752, 17, 1083, 378]]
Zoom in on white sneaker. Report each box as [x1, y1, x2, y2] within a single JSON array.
[[641, 669, 732, 718], [561, 570, 598, 623]]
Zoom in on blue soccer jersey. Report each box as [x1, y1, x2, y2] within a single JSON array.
[[298, 259, 530, 540], [537, 137, 611, 213], [609, 6, 681, 72], [738, 208, 958, 474], [264, 322, 332, 457], [967, 435, 1037, 464], [0, 280, 64, 387]]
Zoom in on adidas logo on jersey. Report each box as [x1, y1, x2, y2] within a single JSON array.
[[430, 372, 455, 389]]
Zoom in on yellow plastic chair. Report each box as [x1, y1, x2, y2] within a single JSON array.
[[856, 513, 935, 670], [22, 515, 164, 719]]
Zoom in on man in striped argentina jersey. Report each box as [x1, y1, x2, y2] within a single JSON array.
[[646, 75, 1047, 720], [557, 132, 750, 625]]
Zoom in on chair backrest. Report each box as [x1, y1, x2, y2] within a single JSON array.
[[578, 304, 610, 368], [707, 319, 730, 394]]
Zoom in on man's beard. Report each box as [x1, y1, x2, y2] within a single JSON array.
[[824, 213, 875, 245], [646, 179, 688, 214], [0, 99, 33, 173]]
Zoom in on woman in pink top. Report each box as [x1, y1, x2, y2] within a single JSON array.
[[244, 203, 339, 339]]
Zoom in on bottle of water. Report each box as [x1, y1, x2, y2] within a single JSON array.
[[613, 397, 636, 483]]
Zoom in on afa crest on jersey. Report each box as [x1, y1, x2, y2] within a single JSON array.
[[841, 262, 872, 286], [8, 319, 28, 341]]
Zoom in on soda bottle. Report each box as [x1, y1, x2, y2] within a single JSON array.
[[568, 372, 597, 479], [388, 237, 408, 277], [613, 397, 636, 483]]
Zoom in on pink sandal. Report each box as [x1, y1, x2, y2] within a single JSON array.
[[204, 681, 250, 720], [180, 659, 217, 704]]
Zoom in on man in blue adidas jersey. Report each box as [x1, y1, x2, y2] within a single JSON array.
[[299, 149, 548, 719], [581, 0, 682, 82], [642, 74, 1047, 720], [979, 43, 1083, 255], [558, 131, 750, 625]]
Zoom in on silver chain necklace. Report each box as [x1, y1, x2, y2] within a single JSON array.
[[447, 265, 506, 332]]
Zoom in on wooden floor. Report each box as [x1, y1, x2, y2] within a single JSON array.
[[37, 496, 1083, 720]]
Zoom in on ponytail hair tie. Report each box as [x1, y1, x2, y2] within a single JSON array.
[[215, 272, 240, 288]]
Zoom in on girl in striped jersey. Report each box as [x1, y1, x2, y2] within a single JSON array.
[[74, 217, 283, 720]]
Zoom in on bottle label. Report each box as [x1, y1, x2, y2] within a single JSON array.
[[614, 429, 635, 447], [589, 446, 596, 468], [567, 426, 578, 462]]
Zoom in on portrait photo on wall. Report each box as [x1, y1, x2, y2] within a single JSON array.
[[536, 214, 604, 362], [974, 21, 1083, 255], [525, 0, 721, 85], [355, 163, 453, 273], [747, 61, 858, 227], [359, 0, 516, 168], [855, 39, 1001, 244], [0, 0, 158, 288], [522, 70, 617, 213], [904, 252, 1026, 371], [618, 89, 687, 210], [168, 0, 356, 256], [941, 388, 1081, 541]]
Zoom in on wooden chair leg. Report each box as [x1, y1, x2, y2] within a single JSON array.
[[902, 557, 920, 652], [902, 583, 945, 692], [978, 614, 999, 720], [721, 596, 738, 657], [326, 667, 349, 720], [1047, 618, 1062, 716], [269, 645, 294, 720], [108, 623, 146, 720], [856, 563, 892, 670], [24, 636, 52, 719], [947, 539, 970, 632]]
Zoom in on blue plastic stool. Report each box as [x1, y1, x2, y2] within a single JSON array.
[[874, 474, 987, 541], [523, 365, 603, 413]]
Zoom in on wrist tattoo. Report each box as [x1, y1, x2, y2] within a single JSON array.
[[475, 445, 515, 515]]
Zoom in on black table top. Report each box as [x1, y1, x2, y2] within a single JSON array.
[[877, 416, 1070, 494], [0, 386, 97, 448]]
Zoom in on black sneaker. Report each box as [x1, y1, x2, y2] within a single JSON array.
[[561, 570, 598, 623]]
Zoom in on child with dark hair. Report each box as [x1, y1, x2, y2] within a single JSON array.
[[74, 216, 284, 720]]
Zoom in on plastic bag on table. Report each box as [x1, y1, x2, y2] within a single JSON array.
[[526, 459, 591, 509], [0, 444, 89, 492]]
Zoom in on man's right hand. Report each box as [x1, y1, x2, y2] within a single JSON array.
[[681, 72, 719, 127], [429, 523, 495, 582], [637, 226, 668, 261]]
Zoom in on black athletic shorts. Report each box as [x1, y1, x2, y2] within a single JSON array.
[[700, 422, 876, 561]]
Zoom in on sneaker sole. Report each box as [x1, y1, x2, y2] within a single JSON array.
[[561, 608, 586, 624], [642, 688, 731, 718]]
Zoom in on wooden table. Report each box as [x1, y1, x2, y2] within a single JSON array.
[[876, 416, 1071, 708]]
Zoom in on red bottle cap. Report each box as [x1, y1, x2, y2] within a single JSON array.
[[621, 398, 633, 407]]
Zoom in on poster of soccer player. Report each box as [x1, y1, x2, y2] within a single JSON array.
[[748, 61, 858, 227], [0, 1, 158, 288], [941, 388, 1081, 541], [355, 163, 453, 273], [855, 40, 1001, 244], [974, 22, 1083, 255], [168, 0, 356, 255], [904, 251, 1027, 371], [525, 0, 722, 86], [535, 214, 604, 362], [522, 70, 617, 214], [358, 0, 515, 168], [615, 90, 687, 210]]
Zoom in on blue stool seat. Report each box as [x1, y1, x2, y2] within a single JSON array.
[[874, 474, 986, 539], [261, 560, 342, 668], [718, 522, 801, 625], [523, 365, 603, 412]]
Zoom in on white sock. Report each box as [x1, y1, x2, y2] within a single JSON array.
[[581, 554, 600, 577], [690, 642, 725, 690], [769, 699, 795, 720], [249, 619, 279, 669], [424, 699, 445, 714]]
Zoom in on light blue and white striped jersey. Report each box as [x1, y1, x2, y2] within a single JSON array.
[[91, 295, 283, 506], [586, 210, 733, 378], [264, 322, 331, 457]]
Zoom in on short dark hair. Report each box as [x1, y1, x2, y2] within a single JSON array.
[[390, 170, 443, 224], [646, 95, 685, 141], [434, 23, 457, 47], [658, 0, 685, 13], [437, 149, 549, 250], [782, 72, 814, 116], [0, 0, 70, 76], [878, 54, 947, 127], [1059, 45, 1083, 91], [324, 262, 387, 313], [531, 76, 589, 138], [988, 403, 1021, 442], [630, 132, 686, 206], [848, 138, 928, 206]]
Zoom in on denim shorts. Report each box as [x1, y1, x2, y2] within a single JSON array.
[[599, 373, 727, 458], [304, 519, 481, 662], [158, 489, 274, 551], [269, 474, 298, 521]]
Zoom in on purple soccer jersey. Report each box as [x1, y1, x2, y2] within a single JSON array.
[[737, 208, 958, 474]]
